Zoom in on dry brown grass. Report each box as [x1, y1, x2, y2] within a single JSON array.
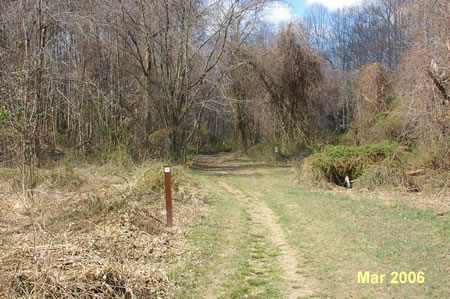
[[0, 161, 206, 298], [297, 158, 335, 190]]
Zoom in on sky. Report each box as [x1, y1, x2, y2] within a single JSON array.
[[264, 0, 363, 25]]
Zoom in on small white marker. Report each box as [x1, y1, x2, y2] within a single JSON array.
[[164, 167, 171, 173]]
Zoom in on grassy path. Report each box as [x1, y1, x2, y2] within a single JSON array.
[[171, 154, 449, 298]]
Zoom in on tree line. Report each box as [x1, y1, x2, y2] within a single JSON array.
[[1, 0, 448, 185]]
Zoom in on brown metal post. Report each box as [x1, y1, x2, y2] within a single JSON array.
[[164, 166, 173, 227]]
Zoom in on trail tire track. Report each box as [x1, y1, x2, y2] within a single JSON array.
[[219, 181, 316, 298]]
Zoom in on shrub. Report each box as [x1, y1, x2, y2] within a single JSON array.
[[148, 129, 169, 158], [247, 143, 278, 162], [0, 126, 15, 167], [206, 136, 231, 154], [409, 137, 449, 171], [98, 144, 134, 170], [354, 159, 416, 191], [45, 166, 85, 191], [301, 140, 403, 187], [130, 163, 191, 200], [299, 158, 335, 189]]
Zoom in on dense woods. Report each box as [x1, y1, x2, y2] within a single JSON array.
[[0, 0, 448, 189]]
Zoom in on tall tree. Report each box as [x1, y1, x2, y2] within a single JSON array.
[[116, 0, 265, 161]]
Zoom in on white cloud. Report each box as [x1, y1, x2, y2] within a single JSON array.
[[307, 0, 363, 10], [263, 2, 297, 25]]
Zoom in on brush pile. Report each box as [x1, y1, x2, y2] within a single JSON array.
[[300, 141, 417, 190], [0, 162, 206, 298]]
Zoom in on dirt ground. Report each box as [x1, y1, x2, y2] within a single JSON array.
[[190, 154, 319, 297]]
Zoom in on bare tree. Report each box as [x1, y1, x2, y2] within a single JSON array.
[[115, 0, 265, 162], [0, 0, 55, 194], [394, 0, 449, 164], [241, 24, 325, 150], [303, 4, 331, 64]]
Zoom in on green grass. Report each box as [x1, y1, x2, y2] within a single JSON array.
[[170, 171, 284, 298], [175, 157, 449, 298], [247, 167, 449, 298]]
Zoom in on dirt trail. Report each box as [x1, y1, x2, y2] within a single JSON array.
[[194, 154, 317, 298], [187, 154, 449, 298], [220, 181, 315, 298]]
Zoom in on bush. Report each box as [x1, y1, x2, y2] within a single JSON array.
[[0, 126, 15, 167], [148, 129, 169, 158], [45, 166, 85, 191], [247, 140, 316, 162], [409, 137, 449, 171], [354, 159, 416, 191], [301, 140, 403, 187], [98, 144, 134, 170], [191, 133, 231, 154], [206, 136, 231, 154], [247, 143, 278, 162], [299, 158, 335, 189], [130, 163, 192, 200]]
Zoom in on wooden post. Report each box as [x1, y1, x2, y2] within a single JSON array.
[[164, 166, 173, 227]]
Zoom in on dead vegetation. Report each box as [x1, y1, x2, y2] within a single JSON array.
[[0, 161, 206, 298], [299, 139, 449, 195]]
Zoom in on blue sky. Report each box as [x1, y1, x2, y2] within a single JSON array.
[[286, 0, 308, 16], [263, 0, 363, 24]]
